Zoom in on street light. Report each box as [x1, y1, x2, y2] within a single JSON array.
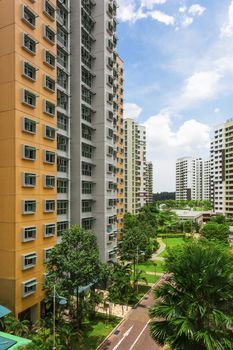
[[52, 285, 67, 350]]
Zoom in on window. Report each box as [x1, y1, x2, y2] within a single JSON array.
[[82, 124, 92, 141], [57, 90, 68, 111], [57, 179, 68, 193], [23, 145, 36, 160], [82, 86, 92, 105], [44, 50, 56, 68], [82, 218, 94, 230], [57, 134, 68, 152], [82, 200, 92, 213], [44, 200, 55, 213], [44, 175, 55, 188], [44, 223, 56, 237], [44, 0, 56, 20], [44, 100, 56, 116], [22, 5, 36, 28], [82, 181, 92, 194], [22, 117, 36, 134], [22, 253, 37, 270], [44, 150, 56, 164], [22, 200, 36, 214], [22, 278, 37, 298], [44, 125, 56, 140], [57, 25, 68, 48], [22, 61, 37, 81], [82, 162, 92, 176], [22, 89, 37, 108], [57, 200, 68, 215], [57, 47, 68, 68], [57, 157, 68, 172], [23, 173, 36, 187], [57, 68, 68, 89], [57, 221, 68, 237], [22, 33, 37, 54], [44, 248, 53, 263], [57, 4, 68, 27], [44, 75, 55, 92], [82, 104, 92, 123], [57, 112, 68, 131], [22, 226, 36, 242], [44, 25, 55, 44], [82, 143, 93, 159]]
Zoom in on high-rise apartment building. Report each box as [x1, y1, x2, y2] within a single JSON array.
[[0, 0, 58, 321], [210, 119, 233, 216], [0, 0, 120, 320], [176, 157, 210, 201], [210, 124, 225, 214], [70, 0, 118, 262], [124, 119, 147, 214], [203, 160, 211, 200], [116, 55, 124, 237], [146, 161, 154, 203]]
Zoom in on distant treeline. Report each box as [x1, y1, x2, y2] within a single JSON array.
[[153, 192, 176, 201]]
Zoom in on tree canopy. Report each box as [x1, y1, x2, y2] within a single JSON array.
[[201, 222, 229, 244], [149, 241, 233, 350]]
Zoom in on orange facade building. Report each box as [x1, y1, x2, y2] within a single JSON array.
[[0, 0, 57, 321]]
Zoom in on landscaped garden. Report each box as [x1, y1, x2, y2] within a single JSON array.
[[75, 314, 121, 350], [158, 237, 189, 257]]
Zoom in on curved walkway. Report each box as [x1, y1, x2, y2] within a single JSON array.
[[151, 238, 166, 262]]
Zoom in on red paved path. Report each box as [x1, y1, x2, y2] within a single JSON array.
[[98, 286, 162, 350]]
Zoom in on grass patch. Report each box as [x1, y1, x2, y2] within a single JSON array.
[[76, 314, 121, 350], [143, 274, 160, 284], [138, 261, 165, 274], [158, 237, 188, 258]]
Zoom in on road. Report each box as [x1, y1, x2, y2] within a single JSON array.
[[97, 285, 162, 350]]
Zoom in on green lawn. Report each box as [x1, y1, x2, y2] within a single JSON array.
[[137, 273, 160, 284], [76, 314, 121, 350], [158, 237, 188, 257], [138, 261, 165, 273]]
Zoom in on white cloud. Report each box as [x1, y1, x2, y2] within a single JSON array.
[[214, 108, 220, 113], [182, 16, 193, 27], [117, 0, 174, 25], [179, 6, 187, 13], [149, 10, 175, 25], [182, 71, 222, 102], [124, 103, 143, 119], [221, 0, 233, 37], [188, 4, 206, 16], [141, 0, 167, 9], [143, 109, 210, 191]]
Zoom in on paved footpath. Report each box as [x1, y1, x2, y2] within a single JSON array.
[[97, 284, 163, 350]]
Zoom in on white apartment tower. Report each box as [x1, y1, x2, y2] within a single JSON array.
[[70, 0, 118, 262], [56, 0, 71, 238], [124, 119, 147, 214], [176, 157, 210, 201], [210, 123, 225, 214], [146, 161, 154, 203]]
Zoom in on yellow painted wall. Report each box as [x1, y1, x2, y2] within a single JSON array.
[[0, 0, 57, 317]]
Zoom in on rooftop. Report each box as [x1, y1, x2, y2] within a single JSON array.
[[0, 332, 31, 350]]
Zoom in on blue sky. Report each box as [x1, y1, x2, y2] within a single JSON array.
[[117, 0, 233, 192]]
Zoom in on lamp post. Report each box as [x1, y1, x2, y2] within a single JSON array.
[[52, 285, 67, 350]]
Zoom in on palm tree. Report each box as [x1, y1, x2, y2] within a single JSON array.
[[149, 241, 233, 350], [3, 316, 29, 337]]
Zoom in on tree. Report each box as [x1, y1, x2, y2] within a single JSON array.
[[45, 225, 103, 327], [108, 262, 133, 307], [119, 227, 153, 289], [210, 214, 226, 224], [149, 241, 233, 350], [201, 222, 229, 244]]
